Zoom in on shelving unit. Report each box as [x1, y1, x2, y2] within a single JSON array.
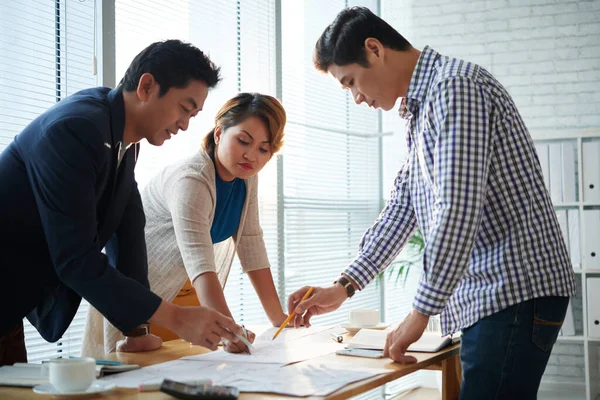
[[534, 133, 600, 400]]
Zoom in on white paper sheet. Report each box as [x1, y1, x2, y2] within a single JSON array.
[[183, 337, 344, 365], [100, 325, 351, 390], [99, 359, 281, 388], [183, 326, 345, 365], [219, 362, 389, 396]]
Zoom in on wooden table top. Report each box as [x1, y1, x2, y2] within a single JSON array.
[[0, 337, 459, 399]]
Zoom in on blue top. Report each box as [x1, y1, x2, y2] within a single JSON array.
[[210, 168, 247, 244]]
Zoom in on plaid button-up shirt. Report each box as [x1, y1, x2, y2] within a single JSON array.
[[344, 46, 576, 335]]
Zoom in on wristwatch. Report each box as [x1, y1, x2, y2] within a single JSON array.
[[124, 323, 150, 337], [334, 276, 356, 298]]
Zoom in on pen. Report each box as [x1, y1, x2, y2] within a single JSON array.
[[241, 325, 252, 355], [330, 332, 343, 343], [272, 286, 315, 340], [219, 323, 254, 353], [138, 379, 212, 392]]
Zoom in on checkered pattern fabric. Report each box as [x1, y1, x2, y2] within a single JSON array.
[[344, 46, 575, 335]]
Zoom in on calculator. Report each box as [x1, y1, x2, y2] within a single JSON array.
[[160, 379, 239, 400]]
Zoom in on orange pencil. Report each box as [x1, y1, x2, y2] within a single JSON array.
[[272, 286, 315, 340]]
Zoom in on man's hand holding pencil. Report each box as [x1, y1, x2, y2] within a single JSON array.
[[285, 282, 350, 329]]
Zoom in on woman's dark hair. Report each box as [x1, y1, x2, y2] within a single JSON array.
[[314, 6, 411, 72], [203, 93, 286, 155], [119, 39, 221, 96]]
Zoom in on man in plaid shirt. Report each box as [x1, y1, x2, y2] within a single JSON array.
[[288, 7, 575, 399]]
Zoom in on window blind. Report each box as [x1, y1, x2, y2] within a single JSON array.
[[280, 0, 383, 328], [223, 0, 279, 325], [0, 0, 96, 362], [115, 0, 279, 325]]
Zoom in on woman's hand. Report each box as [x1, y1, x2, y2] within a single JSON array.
[[223, 328, 256, 353]]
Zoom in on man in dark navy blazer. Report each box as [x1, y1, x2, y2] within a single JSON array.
[[0, 40, 244, 365]]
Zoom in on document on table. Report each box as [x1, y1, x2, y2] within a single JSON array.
[[100, 359, 388, 396], [219, 362, 389, 397], [183, 337, 344, 365], [99, 325, 387, 396], [0, 364, 48, 387], [183, 326, 345, 365], [99, 359, 281, 388]]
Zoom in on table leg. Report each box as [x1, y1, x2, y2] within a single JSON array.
[[441, 354, 461, 400]]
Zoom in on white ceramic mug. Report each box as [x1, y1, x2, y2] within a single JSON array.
[[49, 357, 96, 393], [348, 309, 380, 327]]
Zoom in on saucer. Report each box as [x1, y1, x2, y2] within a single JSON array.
[[341, 322, 389, 333], [33, 381, 116, 396]]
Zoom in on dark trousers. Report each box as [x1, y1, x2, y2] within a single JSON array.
[[459, 296, 569, 400], [0, 321, 27, 366]]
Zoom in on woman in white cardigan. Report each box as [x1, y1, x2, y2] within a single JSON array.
[[82, 93, 287, 356]]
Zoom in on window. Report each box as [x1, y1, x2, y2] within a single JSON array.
[[0, 0, 97, 362], [4, 1, 388, 369], [114, 0, 280, 324], [280, 0, 383, 325]]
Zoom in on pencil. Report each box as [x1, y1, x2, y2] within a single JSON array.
[[272, 286, 315, 340]]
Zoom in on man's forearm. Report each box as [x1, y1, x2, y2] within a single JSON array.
[[148, 300, 179, 331]]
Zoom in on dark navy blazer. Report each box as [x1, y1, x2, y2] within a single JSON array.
[[0, 88, 161, 342]]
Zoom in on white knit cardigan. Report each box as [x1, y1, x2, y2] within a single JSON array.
[[82, 150, 270, 357]]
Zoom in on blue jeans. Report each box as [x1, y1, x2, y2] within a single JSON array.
[[459, 296, 569, 400]]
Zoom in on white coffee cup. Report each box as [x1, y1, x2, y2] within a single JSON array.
[[49, 357, 96, 393], [348, 309, 380, 327]]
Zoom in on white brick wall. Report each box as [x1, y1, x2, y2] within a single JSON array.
[[381, 0, 599, 389], [543, 342, 585, 382], [383, 0, 600, 138]]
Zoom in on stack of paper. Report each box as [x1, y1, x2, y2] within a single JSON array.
[[0, 364, 48, 387], [0, 362, 139, 387]]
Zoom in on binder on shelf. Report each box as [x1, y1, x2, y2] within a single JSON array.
[[567, 209, 581, 270], [562, 300, 576, 336], [582, 140, 600, 203], [535, 143, 550, 192], [583, 209, 600, 269], [548, 143, 563, 204], [561, 141, 577, 203], [555, 210, 569, 252], [586, 278, 600, 338]]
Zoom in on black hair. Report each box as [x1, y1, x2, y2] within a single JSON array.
[[119, 39, 221, 96], [314, 6, 411, 72]]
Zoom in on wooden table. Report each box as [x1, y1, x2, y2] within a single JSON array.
[[0, 339, 461, 399]]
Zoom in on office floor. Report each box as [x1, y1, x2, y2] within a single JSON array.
[[391, 388, 441, 400], [390, 387, 584, 400]]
